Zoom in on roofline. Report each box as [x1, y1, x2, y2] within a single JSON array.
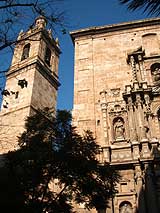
[[70, 17, 160, 43]]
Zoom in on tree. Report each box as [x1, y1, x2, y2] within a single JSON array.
[[119, 0, 160, 15], [0, 109, 120, 212]]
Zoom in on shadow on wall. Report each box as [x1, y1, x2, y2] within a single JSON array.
[[137, 144, 160, 213], [0, 153, 24, 212]]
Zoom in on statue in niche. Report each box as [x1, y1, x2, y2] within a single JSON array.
[[119, 203, 133, 213], [151, 63, 160, 84], [114, 118, 125, 140], [152, 67, 160, 82]]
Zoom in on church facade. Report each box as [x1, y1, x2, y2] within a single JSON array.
[[71, 18, 160, 212], [0, 16, 60, 154]]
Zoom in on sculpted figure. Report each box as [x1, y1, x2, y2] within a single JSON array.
[[152, 67, 160, 82], [120, 203, 133, 213], [114, 119, 125, 140]]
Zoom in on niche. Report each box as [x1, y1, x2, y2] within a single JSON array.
[[142, 33, 159, 56], [21, 43, 30, 61], [113, 117, 125, 140], [45, 47, 51, 66]]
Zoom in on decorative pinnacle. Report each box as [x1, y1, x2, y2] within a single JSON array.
[[35, 16, 47, 29]]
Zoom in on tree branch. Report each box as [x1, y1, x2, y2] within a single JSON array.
[[0, 3, 36, 10]]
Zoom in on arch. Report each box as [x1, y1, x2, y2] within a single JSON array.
[[21, 43, 30, 61], [45, 47, 51, 66], [114, 104, 121, 111], [142, 33, 157, 38], [113, 117, 125, 140], [119, 201, 133, 213], [142, 33, 159, 56], [150, 63, 160, 84]]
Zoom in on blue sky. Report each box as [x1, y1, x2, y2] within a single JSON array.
[[0, 0, 155, 110], [57, 0, 152, 110]]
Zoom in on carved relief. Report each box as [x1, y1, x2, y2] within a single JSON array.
[[111, 88, 120, 97], [108, 102, 129, 142], [119, 201, 133, 213], [113, 117, 125, 140]]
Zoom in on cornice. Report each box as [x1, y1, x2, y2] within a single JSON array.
[[7, 59, 60, 89], [70, 17, 160, 43]]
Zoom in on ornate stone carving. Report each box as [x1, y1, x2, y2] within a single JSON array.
[[130, 55, 137, 82], [119, 202, 133, 213], [151, 63, 160, 85], [111, 88, 120, 97], [114, 118, 125, 140]]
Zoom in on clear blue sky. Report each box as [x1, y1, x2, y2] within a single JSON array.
[[0, 0, 155, 110], [57, 0, 152, 110]]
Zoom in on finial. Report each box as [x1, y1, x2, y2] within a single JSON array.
[[55, 38, 60, 47], [35, 16, 47, 29], [17, 29, 24, 40], [48, 29, 52, 38]]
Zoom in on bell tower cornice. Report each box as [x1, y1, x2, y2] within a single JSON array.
[[7, 57, 60, 89], [17, 28, 61, 55]]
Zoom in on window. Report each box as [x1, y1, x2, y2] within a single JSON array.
[[21, 43, 30, 61], [45, 47, 51, 66], [120, 182, 127, 192]]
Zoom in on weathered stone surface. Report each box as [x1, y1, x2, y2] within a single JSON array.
[[0, 16, 60, 154], [71, 18, 160, 212]]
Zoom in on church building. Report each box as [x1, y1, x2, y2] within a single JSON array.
[[71, 18, 160, 213]]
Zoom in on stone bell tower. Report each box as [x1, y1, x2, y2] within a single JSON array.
[[0, 16, 60, 153]]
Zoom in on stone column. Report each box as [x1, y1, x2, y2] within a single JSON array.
[[135, 165, 146, 213], [100, 90, 110, 162], [135, 93, 146, 141], [138, 54, 145, 81], [130, 55, 137, 81], [135, 92, 150, 158], [127, 96, 140, 160], [127, 96, 137, 141], [144, 93, 152, 138]]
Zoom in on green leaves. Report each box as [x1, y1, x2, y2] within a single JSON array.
[[119, 0, 160, 15], [2, 109, 120, 212]]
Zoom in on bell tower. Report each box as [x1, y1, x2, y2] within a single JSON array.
[[0, 16, 61, 153]]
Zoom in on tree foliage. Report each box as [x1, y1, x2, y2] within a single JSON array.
[[0, 109, 120, 212], [119, 0, 160, 15]]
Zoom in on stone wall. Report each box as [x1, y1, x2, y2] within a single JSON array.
[[71, 18, 160, 212]]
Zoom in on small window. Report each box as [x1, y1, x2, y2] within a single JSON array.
[[120, 182, 127, 192], [21, 43, 30, 61], [45, 47, 51, 66]]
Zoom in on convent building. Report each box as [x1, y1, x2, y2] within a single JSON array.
[[71, 17, 160, 213]]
